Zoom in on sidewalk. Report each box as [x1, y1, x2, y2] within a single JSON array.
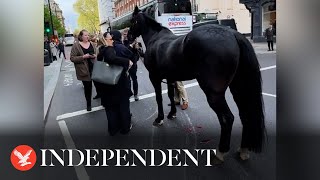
[[44, 57, 63, 120], [248, 38, 277, 55]]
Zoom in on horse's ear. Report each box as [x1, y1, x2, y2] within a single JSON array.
[[133, 5, 140, 16]]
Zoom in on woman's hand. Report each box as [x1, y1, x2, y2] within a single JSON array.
[[83, 54, 91, 59], [129, 60, 133, 69], [90, 54, 97, 59]]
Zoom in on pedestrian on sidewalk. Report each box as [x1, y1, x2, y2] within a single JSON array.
[[70, 29, 97, 111], [264, 24, 276, 51], [97, 31, 133, 136], [50, 40, 58, 61], [58, 40, 66, 59]]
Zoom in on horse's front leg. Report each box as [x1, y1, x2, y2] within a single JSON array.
[[150, 76, 164, 126], [167, 80, 177, 119]]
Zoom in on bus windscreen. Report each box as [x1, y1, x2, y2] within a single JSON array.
[[158, 1, 191, 15]]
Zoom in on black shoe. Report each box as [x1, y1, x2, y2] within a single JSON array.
[[120, 124, 133, 134], [93, 95, 100, 99], [134, 95, 139, 101], [109, 130, 119, 136], [87, 102, 92, 111], [153, 120, 164, 126]]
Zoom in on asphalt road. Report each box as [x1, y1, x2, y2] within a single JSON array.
[[44, 46, 276, 180]]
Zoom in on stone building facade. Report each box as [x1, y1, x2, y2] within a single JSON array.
[[240, 0, 276, 42]]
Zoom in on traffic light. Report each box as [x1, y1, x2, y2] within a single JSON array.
[[44, 21, 51, 33]]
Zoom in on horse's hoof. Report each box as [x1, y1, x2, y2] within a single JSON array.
[[211, 150, 227, 165], [211, 154, 224, 165], [237, 148, 250, 160], [153, 120, 164, 126], [239, 152, 250, 161], [167, 113, 176, 120]]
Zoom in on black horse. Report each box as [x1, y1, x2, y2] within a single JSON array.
[[129, 6, 265, 162]]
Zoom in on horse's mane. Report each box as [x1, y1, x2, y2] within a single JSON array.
[[141, 7, 169, 32]]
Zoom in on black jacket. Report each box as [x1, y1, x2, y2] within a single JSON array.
[[58, 43, 65, 51], [265, 28, 275, 41], [128, 45, 140, 64], [97, 46, 132, 106], [113, 41, 134, 61]]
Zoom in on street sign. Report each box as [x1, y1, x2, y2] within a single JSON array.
[[54, 30, 58, 36]]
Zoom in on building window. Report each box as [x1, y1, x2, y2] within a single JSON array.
[[262, 2, 276, 35]]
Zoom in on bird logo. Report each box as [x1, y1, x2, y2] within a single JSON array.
[[11, 145, 37, 171]]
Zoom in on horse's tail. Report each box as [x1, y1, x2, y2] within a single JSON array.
[[230, 33, 266, 153]]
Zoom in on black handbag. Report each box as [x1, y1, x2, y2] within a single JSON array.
[[91, 60, 123, 85]]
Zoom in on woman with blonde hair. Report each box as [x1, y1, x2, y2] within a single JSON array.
[[70, 29, 97, 111]]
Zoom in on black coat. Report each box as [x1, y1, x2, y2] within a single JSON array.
[[97, 46, 132, 106], [113, 41, 134, 61], [127, 46, 139, 64], [58, 43, 65, 51], [265, 28, 275, 41]]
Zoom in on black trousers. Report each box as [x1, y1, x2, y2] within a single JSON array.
[[82, 81, 92, 107], [267, 40, 274, 50], [59, 50, 66, 59], [92, 80, 101, 97], [129, 64, 138, 96], [105, 99, 131, 136]]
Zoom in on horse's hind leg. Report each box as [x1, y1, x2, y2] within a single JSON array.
[[149, 75, 164, 126], [208, 93, 234, 163], [167, 79, 177, 119], [199, 82, 234, 163]]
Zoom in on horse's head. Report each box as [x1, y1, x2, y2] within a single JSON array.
[[129, 6, 145, 39]]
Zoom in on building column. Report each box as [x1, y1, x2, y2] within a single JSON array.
[[251, 4, 263, 42], [241, 0, 266, 42]]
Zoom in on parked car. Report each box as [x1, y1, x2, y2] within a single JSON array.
[[44, 49, 51, 66], [64, 33, 75, 46]]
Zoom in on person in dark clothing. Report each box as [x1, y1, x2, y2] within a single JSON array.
[[109, 30, 138, 100], [265, 24, 276, 51], [97, 32, 133, 136], [126, 40, 144, 101], [58, 41, 66, 59]]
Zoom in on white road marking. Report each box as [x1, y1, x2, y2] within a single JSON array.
[[64, 60, 74, 68], [58, 121, 89, 180], [262, 92, 277, 97], [63, 74, 74, 87], [57, 106, 105, 120], [261, 65, 276, 71]]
